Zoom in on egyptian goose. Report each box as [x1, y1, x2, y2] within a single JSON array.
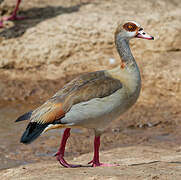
[[16, 21, 154, 167], [0, 0, 23, 28]]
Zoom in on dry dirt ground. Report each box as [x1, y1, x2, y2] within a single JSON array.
[[1, 146, 181, 180], [0, 0, 181, 179]]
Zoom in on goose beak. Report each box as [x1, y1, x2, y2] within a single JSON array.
[[136, 29, 154, 40]]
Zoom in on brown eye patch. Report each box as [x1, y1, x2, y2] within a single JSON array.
[[123, 22, 137, 32]]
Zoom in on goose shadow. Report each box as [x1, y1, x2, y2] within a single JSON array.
[[0, 2, 90, 39]]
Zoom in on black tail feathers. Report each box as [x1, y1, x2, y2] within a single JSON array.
[[15, 111, 33, 122], [20, 122, 48, 144]]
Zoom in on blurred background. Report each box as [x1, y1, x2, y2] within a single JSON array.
[[0, 0, 180, 174]]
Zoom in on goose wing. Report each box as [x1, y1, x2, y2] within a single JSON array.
[[17, 70, 122, 125]]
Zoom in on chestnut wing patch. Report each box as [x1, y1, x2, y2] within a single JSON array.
[[30, 102, 65, 124], [29, 71, 122, 124]]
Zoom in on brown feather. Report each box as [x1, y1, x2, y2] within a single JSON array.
[[29, 71, 122, 124], [30, 102, 65, 124]]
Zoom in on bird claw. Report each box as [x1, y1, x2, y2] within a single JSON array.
[[0, 15, 26, 28], [87, 160, 93, 164], [0, 21, 3, 28], [88, 160, 119, 167], [56, 154, 82, 168], [53, 151, 59, 157], [94, 163, 120, 167], [3, 15, 26, 21]]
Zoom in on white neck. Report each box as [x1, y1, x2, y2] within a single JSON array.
[[108, 36, 141, 95]]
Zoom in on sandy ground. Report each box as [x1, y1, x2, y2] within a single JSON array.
[[0, 0, 181, 179], [1, 146, 181, 180]]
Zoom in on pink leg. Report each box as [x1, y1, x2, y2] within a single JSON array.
[[4, 0, 24, 21], [88, 136, 119, 167], [0, 0, 24, 28], [55, 128, 82, 168], [0, 20, 3, 28]]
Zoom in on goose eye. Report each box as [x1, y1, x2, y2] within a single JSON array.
[[123, 23, 137, 32]]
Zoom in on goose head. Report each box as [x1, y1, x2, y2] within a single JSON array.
[[115, 21, 154, 40]]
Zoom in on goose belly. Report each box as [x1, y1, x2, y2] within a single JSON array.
[[61, 88, 139, 129]]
